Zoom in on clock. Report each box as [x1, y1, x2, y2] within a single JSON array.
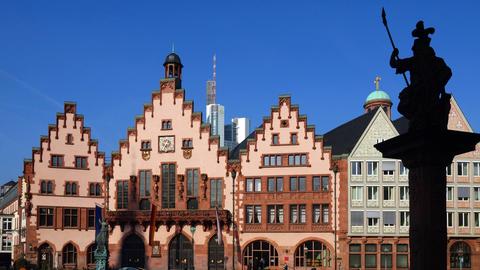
[[159, 136, 175, 153]]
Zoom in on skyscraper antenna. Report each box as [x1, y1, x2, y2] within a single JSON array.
[[213, 54, 216, 81]]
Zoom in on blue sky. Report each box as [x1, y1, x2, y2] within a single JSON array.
[[1, 1, 479, 182]]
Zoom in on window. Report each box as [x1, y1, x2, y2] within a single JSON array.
[[458, 187, 470, 201], [383, 211, 396, 226], [367, 217, 379, 227], [66, 133, 73, 144], [457, 162, 469, 176], [450, 242, 471, 268], [447, 212, 453, 227], [161, 120, 172, 130], [351, 161, 362, 176], [458, 212, 469, 227], [380, 244, 393, 269], [245, 205, 261, 224], [367, 186, 378, 201], [474, 187, 480, 201], [447, 186, 454, 201], [267, 205, 284, 224], [51, 155, 64, 167], [161, 163, 176, 209], [246, 178, 261, 192], [2, 218, 12, 230], [186, 169, 199, 197], [65, 182, 78, 196], [399, 186, 409, 201], [263, 155, 282, 167], [62, 243, 77, 266], [116, 181, 128, 209], [349, 244, 361, 268], [182, 139, 193, 149], [63, 208, 78, 228], [272, 134, 279, 145], [210, 179, 223, 208], [313, 176, 329, 192], [141, 140, 151, 150], [474, 212, 480, 227], [89, 183, 101, 196], [287, 154, 308, 166], [290, 204, 306, 224], [39, 208, 54, 227], [88, 209, 95, 229], [397, 244, 409, 268], [40, 180, 53, 194], [365, 244, 377, 268], [290, 177, 306, 192], [315, 204, 329, 224], [291, 133, 298, 144], [87, 244, 96, 265], [367, 161, 378, 176], [1, 235, 11, 251], [399, 162, 408, 176], [75, 157, 87, 169], [382, 161, 395, 175], [267, 177, 283, 192], [294, 240, 331, 268], [400, 211, 410, 227], [474, 162, 480, 176], [383, 186, 394, 201], [351, 186, 363, 201], [446, 164, 452, 176], [351, 211, 364, 226]]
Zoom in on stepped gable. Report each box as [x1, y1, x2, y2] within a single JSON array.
[[24, 102, 105, 176], [323, 108, 377, 156], [110, 78, 229, 169], [231, 95, 331, 164]]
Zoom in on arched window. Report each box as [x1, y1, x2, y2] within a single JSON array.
[[87, 244, 96, 266], [243, 240, 278, 268], [294, 240, 331, 267], [37, 243, 53, 270], [62, 243, 77, 266], [208, 235, 224, 270], [450, 241, 471, 268]]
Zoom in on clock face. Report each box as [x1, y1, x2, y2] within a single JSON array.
[[159, 136, 175, 153]]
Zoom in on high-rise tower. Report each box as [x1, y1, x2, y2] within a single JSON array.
[[206, 54, 225, 146]]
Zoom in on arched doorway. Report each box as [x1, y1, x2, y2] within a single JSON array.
[[208, 235, 224, 270], [294, 240, 331, 268], [169, 234, 193, 270], [37, 243, 53, 270], [450, 241, 471, 268], [121, 234, 146, 269], [243, 240, 279, 269]]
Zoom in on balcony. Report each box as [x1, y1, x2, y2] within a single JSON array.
[[106, 209, 232, 232]]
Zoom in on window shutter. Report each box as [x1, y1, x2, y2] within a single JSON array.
[[367, 211, 380, 218], [383, 212, 396, 225], [351, 211, 364, 226], [458, 187, 470, 198], [382, 161, 395, 171]]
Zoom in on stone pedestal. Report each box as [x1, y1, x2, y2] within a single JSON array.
[[375, 129, 480, 270]]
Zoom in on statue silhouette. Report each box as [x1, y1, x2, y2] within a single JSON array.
[[390, 21, 452, 131]]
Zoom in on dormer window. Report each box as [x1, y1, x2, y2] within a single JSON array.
[[66, 134, 73, 144], [182, 139, 193, 149], [162, 120, 172, 130]]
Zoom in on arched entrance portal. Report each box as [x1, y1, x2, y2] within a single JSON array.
[[169, 234, 194, 270], [208, 235, 224, 270], [121, 234, 146, 269], [450, 241, 471, 268], [243, 240, 279, 269], [37, 243, 53, 270], [294, 240, 331, 268]]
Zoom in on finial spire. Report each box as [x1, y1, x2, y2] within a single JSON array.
[[172, 43, 175, 53], [213, 54, 216, 81], [374, 76, 381, 91]]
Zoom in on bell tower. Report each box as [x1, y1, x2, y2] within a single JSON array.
[[163, 51, 183, 87]]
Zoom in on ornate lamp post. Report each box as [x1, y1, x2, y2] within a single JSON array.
[[231, 169, 237, 270], [190, 225, 196, 270], [332, 162, 339, 270]]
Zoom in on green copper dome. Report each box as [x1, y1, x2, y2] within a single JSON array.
[[365, 90, 391, 104]]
